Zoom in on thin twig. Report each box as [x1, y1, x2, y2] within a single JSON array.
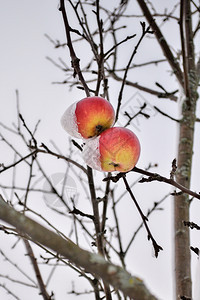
[[95, 0, 105, 96], [23, 156, 35, 210], [124, 103, 150, 127], [0, 284, 20, 300], [122, 175, 163, 258], [0, 250, 36, 285], [115, 22, 154, 122], [104, 34, 136, 58], [0, 150, 37, 174], [23, 239, 51, 300], [111, 191, 126, 268], [134, 166, 200, 200], [38, 144, 88, 174], [101, 177, 111, 234], [154, 106, 180, 122], [0, 274, 36, 288], [125, 193, 170, 255], [19, 114, 37, 147], [110, 72, 178, 101]]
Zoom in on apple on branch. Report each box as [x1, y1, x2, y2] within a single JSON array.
[[82, 127, 140, 172], [61, 96, 115, 139]]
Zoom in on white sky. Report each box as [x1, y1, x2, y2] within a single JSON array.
[[0, 1, 200, 300]]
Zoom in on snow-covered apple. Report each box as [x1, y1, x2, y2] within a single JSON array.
[[82, 127, 140, 172], [61, 96, 115, 139]]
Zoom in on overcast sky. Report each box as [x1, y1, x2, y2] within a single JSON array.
[[0, 1, 200, 300]]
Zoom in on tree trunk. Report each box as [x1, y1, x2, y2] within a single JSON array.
[[174, 94, 197, 299], [174, 1, 198, 298]]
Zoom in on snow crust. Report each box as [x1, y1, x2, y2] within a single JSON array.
[[60, 102, 82, 139], [82, 137, 102, 171]]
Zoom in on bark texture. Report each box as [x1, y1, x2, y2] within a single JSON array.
[[175, 97, 197, 299], [174, 1, 198, 298]]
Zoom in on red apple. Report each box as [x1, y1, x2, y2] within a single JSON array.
[[82, 127, 140, 172], [61, 96, 115, 139]]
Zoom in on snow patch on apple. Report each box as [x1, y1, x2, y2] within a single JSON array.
[[61, 102, 82, 139], [82, 137, 102, 171]]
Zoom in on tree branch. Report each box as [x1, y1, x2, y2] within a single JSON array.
[[110, 72, 178, 101], [23, 239, 51, 300], [0, 195, 158, 300], [115, 22, 154, 122], [122, 175, 163, 258], [154, 106, 180, 122], [59, 0, 90, 96], [103, 165, 200, 200], [136, 0, 184, 87]]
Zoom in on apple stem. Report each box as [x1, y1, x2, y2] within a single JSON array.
[[109, 162, 119, 168], [95, 124, 103, 135]]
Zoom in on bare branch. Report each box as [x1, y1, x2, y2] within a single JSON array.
[[103, 166, 200, 200], [59, 0, 90, 96], [0, 274, 36, 288], [0, 150, 37, 174], [23, 239, 51, 300], [115, 22, 154, 122], [136, 0, 184, 87], [110, 72, 178, 101], [125, 193, 170, 255], [122, 175, 163, 258], [0, 250, 36, 285], [0, 283, 20, 300], [37, 144, 88, 174], [104, 34, 136, 58], [154, 106, 180, 122]]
